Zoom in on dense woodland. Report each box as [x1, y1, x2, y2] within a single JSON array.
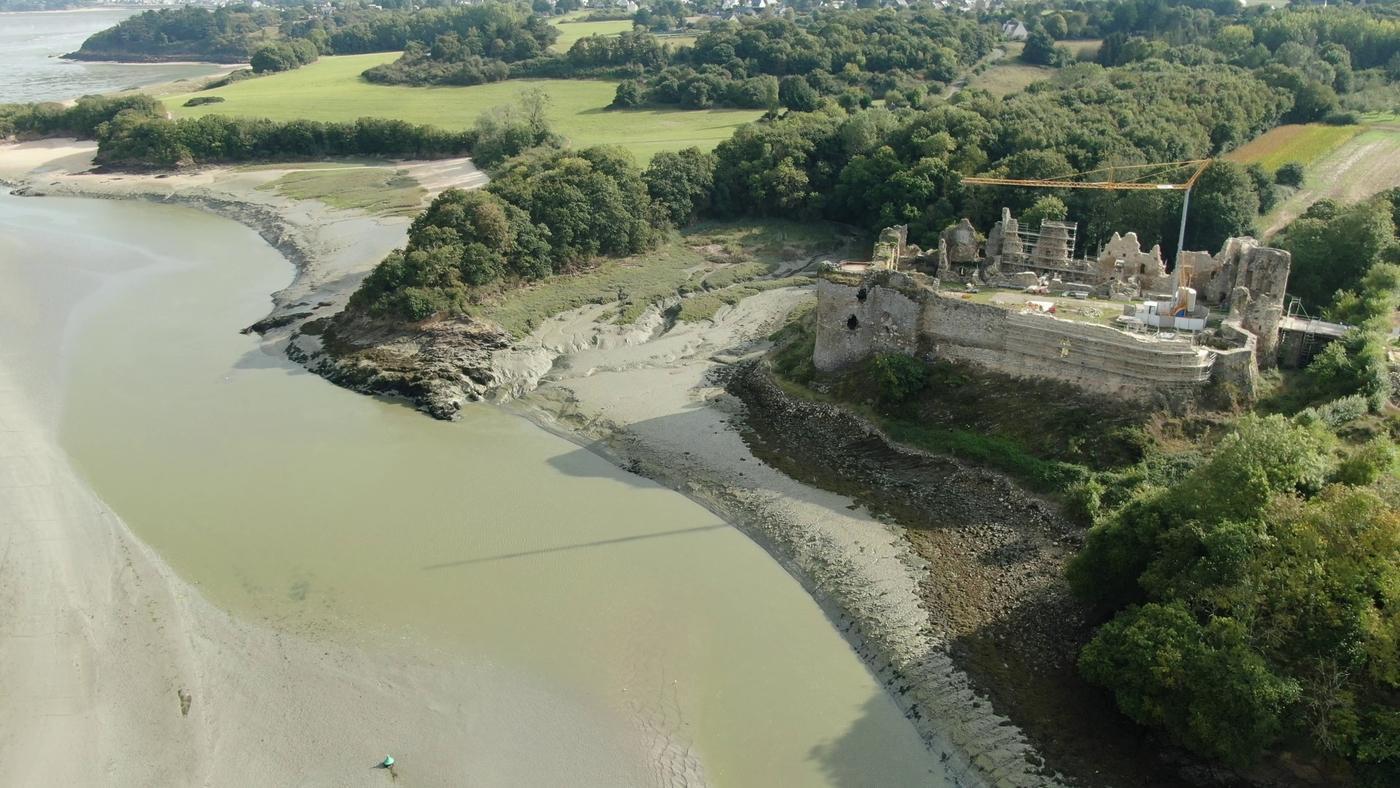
[[70, 5, 290, 63], [67, 1, 557, 68]]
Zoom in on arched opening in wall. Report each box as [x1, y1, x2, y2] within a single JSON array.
[[856, 287, 868, 303], [847, 315, 860, 330]]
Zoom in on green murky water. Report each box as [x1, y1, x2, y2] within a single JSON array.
[[0, 191, 944, 786]]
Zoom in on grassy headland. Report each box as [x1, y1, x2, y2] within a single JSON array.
[[164, 53, 763, 162]]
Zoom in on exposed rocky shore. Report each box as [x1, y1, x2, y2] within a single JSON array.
[[301, 314, 518, 419]]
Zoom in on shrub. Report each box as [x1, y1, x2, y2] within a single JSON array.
[[1317, 394, 1370, 427], [869, 353, 928, 404], [1065, 476, 1106, 524], [1335, 438, 1398, 486], [1275, 162, 1306, 187], [182, 96, 225, 107]]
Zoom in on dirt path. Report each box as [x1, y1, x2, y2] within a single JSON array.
[[1263, 125, 1400, 238]]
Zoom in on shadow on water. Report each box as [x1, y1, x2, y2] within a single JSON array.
[[422, 523, 728, 570], [543, 435, 698, 490], [809, 693, 944, 788], [232, 345, 301, 372]]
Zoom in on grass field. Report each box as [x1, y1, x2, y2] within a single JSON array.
[[549, 16, 634, 52], [1062, 39, 1103, 59], [966, 43, 1051, 97], [164, 53, 763, 162], [547, 14, 695, 53], [968, 44, 1054, 97], [1261, 123, 1400, 236], [965, 40, 1101, 97], [968, 63, 1054, 97], [257, 166, 426, 216], [1224, 123, 1365, 171], [658, 33, 698, 49]]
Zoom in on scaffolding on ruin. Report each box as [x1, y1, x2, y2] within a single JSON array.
[[1006, 220, 1079, 273]]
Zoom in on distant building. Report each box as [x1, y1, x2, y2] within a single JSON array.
[[1002, 20, 1029, 41]]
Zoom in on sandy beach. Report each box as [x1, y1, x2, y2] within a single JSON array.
[[0, 140, 1055, 787]]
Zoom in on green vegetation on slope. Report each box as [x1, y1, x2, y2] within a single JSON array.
[[486, 220, 839, 335], [1070, 414, 1400, 773], [1225, 123, 1366, 172], [163, 53, 762, 162]]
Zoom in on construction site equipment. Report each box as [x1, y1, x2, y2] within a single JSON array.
[[963, 159, 1213, 262]]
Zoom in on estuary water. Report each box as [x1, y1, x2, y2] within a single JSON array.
[[0, 10, 223, 103], [0, 191, 944, 784]]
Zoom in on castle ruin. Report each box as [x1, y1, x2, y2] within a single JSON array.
[[814, 210, 1319, 404]]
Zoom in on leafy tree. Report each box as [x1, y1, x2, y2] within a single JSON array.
[[1080, 602, 1300, 766], [643, 148, 716, 227], [1071, 402, 1400, 770], [1069, 415, 1334, 611], [1305, 330, 1391, 412], [1021, 196, 1068, 231], [350, 142, 669, 320], [1280, 198, 1397, 308], [1023, 29, 1060, 66], [470, 90, 561, 170], [1185, 161, 1258, 253], [612, 79, 645, 108], [778, 76, 820, 112], [251, 39, 318, 74]]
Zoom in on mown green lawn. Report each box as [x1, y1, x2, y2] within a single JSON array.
[[164, 53, 762, 161]]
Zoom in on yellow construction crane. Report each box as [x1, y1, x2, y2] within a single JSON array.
[[962, 158, 1212, 260]]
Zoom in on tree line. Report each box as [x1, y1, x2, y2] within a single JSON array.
[[1012, 0, 1400, 121], [69, 1, 558, 76], [0, 94, 163, 139], [347, 90, 714, 320], [1068, 408, 1400, 777], [701, 59, 1288, 259]]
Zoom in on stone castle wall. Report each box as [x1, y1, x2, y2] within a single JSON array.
[[921, 297, 1212, 398], [814, 273, 1215, 401], [813, 277, 920, 371]]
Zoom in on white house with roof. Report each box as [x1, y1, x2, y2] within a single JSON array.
[[1002, 19, 1029, 40]]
